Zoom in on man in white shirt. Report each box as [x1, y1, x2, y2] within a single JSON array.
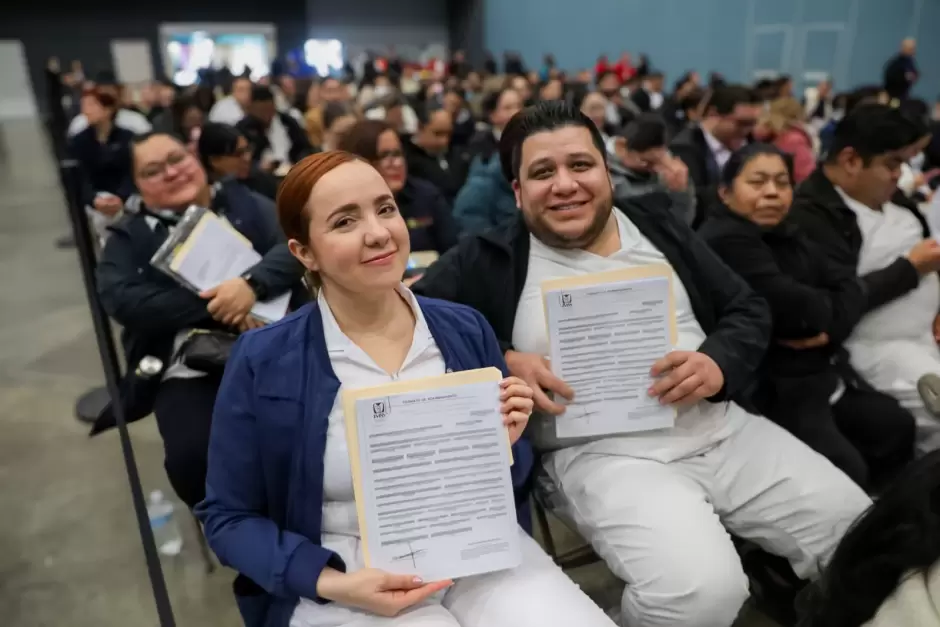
[[671, 85, 760, 226], [415, 101, 870, 627], [208, 76, 253, 125], [791, 104, 940, 450], [236, 85, 314, 170], [67, 76, 151, 136]]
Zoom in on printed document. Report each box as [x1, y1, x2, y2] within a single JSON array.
[[343, 368, 521, 582], [542, 266, 678, 438], [168, 212, 289, 322]]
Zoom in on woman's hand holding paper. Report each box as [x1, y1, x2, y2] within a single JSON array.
[[316, 567, 452, 617], [499, 376, 534, 445]]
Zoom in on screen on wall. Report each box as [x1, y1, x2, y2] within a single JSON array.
[[165, 32, 270, 85]]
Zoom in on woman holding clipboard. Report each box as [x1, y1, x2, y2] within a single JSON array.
[[196, 152, 615, 627]]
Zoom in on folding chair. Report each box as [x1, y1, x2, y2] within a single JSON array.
[[531, 469, 601, 570]]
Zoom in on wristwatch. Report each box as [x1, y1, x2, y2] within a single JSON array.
[[240, 272, 269, 301]]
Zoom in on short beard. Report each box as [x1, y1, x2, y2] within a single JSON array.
[[524, 198, 614, 250]]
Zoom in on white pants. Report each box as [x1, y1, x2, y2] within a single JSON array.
[[547, 414, 871, 627], [851, 338, 940, 453], [291, 531, 615, 627]]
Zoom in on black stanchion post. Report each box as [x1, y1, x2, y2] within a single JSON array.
[[60, 159, 177, 627]]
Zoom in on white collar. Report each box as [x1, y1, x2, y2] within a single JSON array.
[[702, 128, 729, 157], [319, 284, 432, 354]]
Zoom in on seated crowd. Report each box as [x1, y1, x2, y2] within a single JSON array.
[[50, 40, 940, 627]]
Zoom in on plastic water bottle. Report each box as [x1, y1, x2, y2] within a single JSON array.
[[147, 490, 183, 556]]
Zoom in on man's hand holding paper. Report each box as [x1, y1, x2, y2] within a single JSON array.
[[648, 350, 724, 406], [504, 351, 574, 415]]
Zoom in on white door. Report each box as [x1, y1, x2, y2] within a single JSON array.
[[0, 40, 38, 120], [111, 40, 155, 84]]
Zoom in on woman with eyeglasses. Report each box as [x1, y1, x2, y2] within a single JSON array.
[[198, 122, 281, 200], [96, 131, 306, 511], [338, 120, 457, 261]]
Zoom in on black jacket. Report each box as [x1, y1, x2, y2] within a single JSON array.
[[395, 176, 459, 255], [237, 112, 314, 166], [670, 124, 720, 228], [413, 191, 771, 406], [93, 180, 306, 433], [68, 125, 136, 207], [789, 168, 927, 313], [884, 53, 918, 101], [701, 206, 865, 407], [402, 139, 462, 201]]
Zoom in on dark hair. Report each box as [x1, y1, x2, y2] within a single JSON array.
[[798, 451, 940, 627], [337, 119, 393, 162], [621, 113, 667, 152], [719, 143, 794, 188], [705, 85, 759, 116], [416, 100, 448, 127], [826, 104, 921, 164], [596, 70, 620, 86], [482, 87, 517, 120], [82, 86, 119, 110], [197, 123, 245, 170], [499, 100, 607, 182], [129, 132, 185, 169], [322, 101, 352, 132], [680, 88, 704, 114], [251, 85, 275, 103], [845, 85, 885, 113], [170, 95, 202, 137]]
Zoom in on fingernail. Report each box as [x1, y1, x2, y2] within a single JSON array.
[[413, 576, 423, 584]]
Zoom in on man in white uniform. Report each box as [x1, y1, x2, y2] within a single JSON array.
[[791, 104, 940, 450], [415, 102, 870, 627]]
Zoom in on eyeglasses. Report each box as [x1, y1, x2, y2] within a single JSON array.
[[138, 151, 192, 181], [376, 149, 404, 163]]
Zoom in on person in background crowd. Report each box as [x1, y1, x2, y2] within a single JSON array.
[[452, 88, 525, 235], [511, 75, 534, 106], [442, 88, 476, 149], [636, 53, 651, 78], [539, 77, 564, 102], [191, 85, 217, 117], [540, 53, 557, 81], [701, 143, 915, 489], [209, 76, 253, 125], [303, 80, 325, 147], [789, 104, 940, 451], [321, 76, 349, 105], [96, 132, 304, 509], [895, 110, 933, 199], [776, 75, 794, 99], [609, 113, 695, 224], [320, 101, 357, 152], [449, 49, 470, 80], [339, 120, 458, 256], [415, 101, 870, 627], [151, 95, 204, 146], [799, 450, 940, 627], [661, 74, 699, 133], [463, 71, 484, 115], [196, 150, 617, 627], [460, 87, 524, 175], [68, 72, 152, 137], [613, 52, 636, 83], [671, 84, 761, 226], [68, 88, 136, 219], [404, 104, 461, 201], [237, 86, 314, 171], [884, 38, 919, 102], [805, 78, 834, 130], [594, 54, 611, 80], [757, 97, 817, 183], [147, 80, 176, 123], [197, 122, 281, 200], [386, 45, 403, 78], [505, 51, 527, 76], [597, 70, 638, 133], [579, 91, 611, 143], [630, 71, 665, 112]]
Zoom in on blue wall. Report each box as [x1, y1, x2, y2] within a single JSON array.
[[484, 0, 939, 99]]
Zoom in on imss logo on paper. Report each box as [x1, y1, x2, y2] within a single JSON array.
[[559, 292, 573, 308], [372, 399, 391, 422]]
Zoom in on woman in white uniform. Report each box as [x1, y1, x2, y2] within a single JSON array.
[[196, 151, 616, 627]]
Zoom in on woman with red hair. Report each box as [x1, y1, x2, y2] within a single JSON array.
[[197, 152, 615, 627]]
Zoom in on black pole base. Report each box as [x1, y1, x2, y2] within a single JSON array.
[[75, 385, 111, 424]]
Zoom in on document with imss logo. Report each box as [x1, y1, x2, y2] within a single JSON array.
[[542, 265, 679, 438], [342, 368, 520, 582]]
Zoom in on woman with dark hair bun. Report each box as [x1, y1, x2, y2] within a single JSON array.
[[700, 143, 916, 490], [67, 87, 137, 218], [799, 450, 940, 627], [197, 122, 280, 200]]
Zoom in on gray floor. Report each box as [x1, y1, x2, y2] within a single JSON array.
[[0, 119, 775, 627]]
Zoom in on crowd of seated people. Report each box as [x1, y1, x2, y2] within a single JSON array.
[[43, 37, 940, 627]]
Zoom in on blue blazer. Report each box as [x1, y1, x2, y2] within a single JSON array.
[[195, 297, 534, 627]]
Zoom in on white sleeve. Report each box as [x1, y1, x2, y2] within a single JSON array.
[[68, 114, 88, 137]]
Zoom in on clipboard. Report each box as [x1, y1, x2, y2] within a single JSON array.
[[540, 264, 679, 345], [341, 367, 511, 566]]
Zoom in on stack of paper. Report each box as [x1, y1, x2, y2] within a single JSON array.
[[151, 206, 290, 322]]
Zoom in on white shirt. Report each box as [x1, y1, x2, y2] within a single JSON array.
[[512, 209, 739, 465], [702, 128, 732, 170], [291, 286, 447, 627], [208, 96, 245, 125], [836, 187, 940, 344], [263, 114, 292, 165], [67, 108, 152, 137]]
